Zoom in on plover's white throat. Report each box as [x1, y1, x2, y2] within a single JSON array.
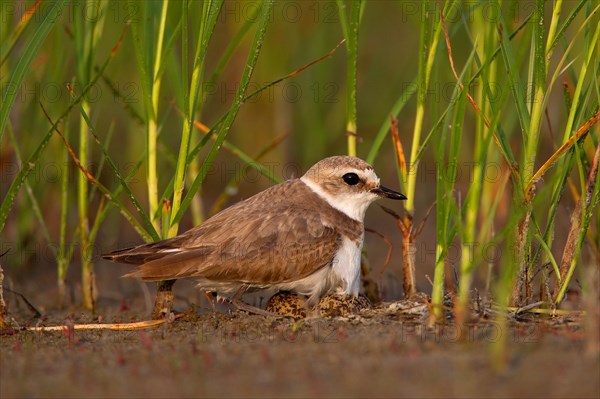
[[103, 156, 406, 315]]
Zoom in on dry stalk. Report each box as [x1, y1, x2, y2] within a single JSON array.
[[388, 117, 416, 298], [555, 142, 600, 300]]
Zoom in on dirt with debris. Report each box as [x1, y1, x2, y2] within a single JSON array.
[[1, 293, 599, 399]]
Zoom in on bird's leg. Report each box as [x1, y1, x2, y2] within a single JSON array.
[[203, 291, 222, 327], [231, 285, 284, 318], [204, 291, 217, 311]]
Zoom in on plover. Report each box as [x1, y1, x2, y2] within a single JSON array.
[[103, 156, 406, 315]]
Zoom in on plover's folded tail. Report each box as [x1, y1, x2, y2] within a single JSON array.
[[101, 246, 146, 265], [122, 248, 214, 281], [103, 241, 212, 281], [101, 241, 175, 265]]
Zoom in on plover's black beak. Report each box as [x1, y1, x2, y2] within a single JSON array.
[[371, 185, 407, 200]]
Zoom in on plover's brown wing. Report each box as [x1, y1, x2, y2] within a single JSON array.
[[105, 179, 361, 285], [123, 208, 342, 283]]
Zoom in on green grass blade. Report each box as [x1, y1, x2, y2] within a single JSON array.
[[497, 13, 531, 144], [44, 110, 154, 243], [0, 0, 42, 66], [0, 23, 129, 233], [533, 234, 561, 284], [6, 123, 54, 255], [404, 0, 456, 213], [205, 5, 260, 87], [75, 101, 159, 241], [469, 11, 534, 82], [0, 0, 67, 142], [129, 1, 154, 120], [172, 0, 274, 226], [344, 0, 361, 156], [168, 0, 225, 236], [432, 51, 472, 319], [523, 0, 548, 187], [90, 155, 146, 246], [0, 128, 56, 232], [548, 0, 587, 54], [335, 0, 349, 39], [366, 79, 417, 165]]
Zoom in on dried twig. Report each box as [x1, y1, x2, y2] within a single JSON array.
[[242, 39, 346, 102], [492, 304, 584, 316], [365, 227, 394, 276], [528, 110, 600, 193], [3, 287, 42, 319], [26, 313, 185, 332], [414, 199, 437, 238], [512, 301, 545, 315]]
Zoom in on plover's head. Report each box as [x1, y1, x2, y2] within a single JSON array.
[[301, 156, 406, 221]]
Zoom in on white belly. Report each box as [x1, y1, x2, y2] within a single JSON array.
[[273, 234, 363, 306], [331, 234, 363, 296]]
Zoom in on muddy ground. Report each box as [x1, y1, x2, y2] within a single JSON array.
[[1, 292, 599, 399]]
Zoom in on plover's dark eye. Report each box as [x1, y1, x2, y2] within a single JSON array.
[[342, 172, 360, 186]]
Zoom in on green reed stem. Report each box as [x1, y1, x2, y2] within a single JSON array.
[[169, 0, 224, 237]]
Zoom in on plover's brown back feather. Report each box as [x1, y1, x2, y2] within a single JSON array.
[[104, 179, 362, 285]]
